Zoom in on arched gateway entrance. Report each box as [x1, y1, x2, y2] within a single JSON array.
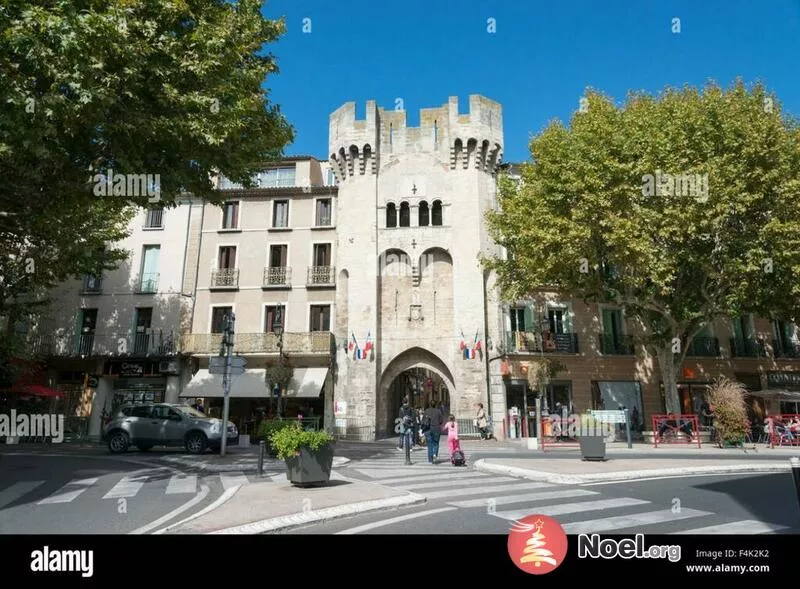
[[378, 347, 455, 438]]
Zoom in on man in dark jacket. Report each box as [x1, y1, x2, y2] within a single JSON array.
[[422, 401, 444, 463]]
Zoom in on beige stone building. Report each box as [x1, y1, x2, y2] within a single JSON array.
[[329, 95, 506, 440], [179, 157, 338, 437]]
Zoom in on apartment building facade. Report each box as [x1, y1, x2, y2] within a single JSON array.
[[179, 157, 338, 436], [27, 202, 193, 441]]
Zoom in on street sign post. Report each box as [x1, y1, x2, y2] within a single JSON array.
[[219, 314, 238, 456], [209, 356, 246, 376]]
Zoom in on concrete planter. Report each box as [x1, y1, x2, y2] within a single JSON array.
[[284, 444, 334, 487], [579, 436, 606, 461]]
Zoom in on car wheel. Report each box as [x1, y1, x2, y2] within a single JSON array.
[[185, 432, 207, 454], [137, 445, 153, 452], [108, 431, 129, 454]]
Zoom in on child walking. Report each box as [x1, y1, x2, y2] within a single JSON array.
[[442, 414, 465, 465]]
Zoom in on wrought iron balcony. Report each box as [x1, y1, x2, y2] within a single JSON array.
[[772, 339, 800, 358], [81, 275, 102, 294], [211, 268, 239, 289], [505, 331, 579, 354], [307, 265, 335, 286], [729, 337, 766, 358], [263, 266, 291, 287], [27, 331, 178, 358], [686, 337, 720, 357], [180, 332, 334, 355], [137, 273, 159, 293], [598, 333, 636, 355]]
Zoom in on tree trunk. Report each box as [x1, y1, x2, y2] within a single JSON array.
[[655, 345, 681, 414]]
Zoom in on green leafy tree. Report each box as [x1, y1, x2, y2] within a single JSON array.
[[483, 80, 800, 414], [0, 0, 293, 379]]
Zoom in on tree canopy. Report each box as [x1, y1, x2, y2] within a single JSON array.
[[483, 79, 800, 413], [0, 0, 294, 385]]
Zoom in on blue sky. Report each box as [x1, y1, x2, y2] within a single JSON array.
[[262, 0, 800, 163]]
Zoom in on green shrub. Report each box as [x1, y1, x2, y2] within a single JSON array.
[[269, 423, 334, 460], [257, 419, 295, 442]]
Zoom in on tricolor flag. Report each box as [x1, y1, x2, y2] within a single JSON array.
[[348, 332, 355, 352], [356, 347, 367, 360], [364, 332, 373, 358], [464, 347, 476, 359], [473, 330, 480, 352], [459, 329, 466, 351]]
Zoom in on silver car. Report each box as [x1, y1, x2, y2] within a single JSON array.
[[103, 403, 239, 454]]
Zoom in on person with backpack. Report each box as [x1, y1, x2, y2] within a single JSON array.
[[399, 400, 417, 465], [422, 401, 444, 463]]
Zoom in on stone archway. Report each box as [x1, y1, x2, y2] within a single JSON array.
[[377, 347, 455, 438]]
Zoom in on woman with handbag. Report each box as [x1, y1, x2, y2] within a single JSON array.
[[475, 403, 493, 440]]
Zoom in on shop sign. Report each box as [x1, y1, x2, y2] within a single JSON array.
[[120, 362, 144, 376], [334, 401, 347, 415], [766, 372, 800, 388]]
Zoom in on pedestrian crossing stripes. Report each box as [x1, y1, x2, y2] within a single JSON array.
[[345, 457, 794, 535], [0, 471, 268, 509]]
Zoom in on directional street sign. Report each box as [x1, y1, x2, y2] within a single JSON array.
[[208, 356, 247, 375]]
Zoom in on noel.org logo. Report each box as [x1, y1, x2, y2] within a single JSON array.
[[507, 514, 568, 575]]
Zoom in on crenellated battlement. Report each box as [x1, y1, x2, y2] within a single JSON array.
[[328, 95, 504, 182]]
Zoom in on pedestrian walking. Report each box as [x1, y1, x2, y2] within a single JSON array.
[[475, 403, 493, 440], [422, 401, 444, 463], [442, 414, 465, 465], [399, 400, 417, 465]]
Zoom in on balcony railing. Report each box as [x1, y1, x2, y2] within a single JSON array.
[[685, 337, 720, 357], [180, 332, 334, 355], [27, 331, 178, 358], [211, 268, 239, 289], [598, 333, 636, 355], [263, 266, 291, 287], [729, 337, 766, 358], [137, 273, 159, 293], [81, 276, 102, 294], [307, 265, 335, 286], [773, 339, 800, 358], [505, 331, 579, 354]]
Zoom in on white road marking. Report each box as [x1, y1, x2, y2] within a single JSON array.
[[493, 498, 650, 521], [581, 472, 771, 486], [165, 474, 198, 495], [37, 478, 99, 505], [130, 484, 211, 535], [219, 472, 249, 490], [335, 507, 458, 535], [365, 472, 490, 486], [562, 508, 713, 534], [449, 488, 599, 508], [103, 475, 150, 499], [672, 520, 790, 535], [0, 481, 46, 509], [393, 476, 516, 491], [424, 482, 554, 500]]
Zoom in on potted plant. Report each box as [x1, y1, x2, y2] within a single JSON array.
[[257, 419, 296, 456], [269, 423, 335, 487], [706, 377, 750, 448], [577, 414, 607, 461]]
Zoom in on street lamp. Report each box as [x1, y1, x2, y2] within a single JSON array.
[[273, 307, 288, 417]]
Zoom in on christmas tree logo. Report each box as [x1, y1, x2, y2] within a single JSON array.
[[507, 514, 568, 575]]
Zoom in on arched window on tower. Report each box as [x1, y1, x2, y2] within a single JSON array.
[[418, 201, 429, 226], [431, 200, 443, 226], [386, 203, 397, 228], [399, 202, 410, 227]]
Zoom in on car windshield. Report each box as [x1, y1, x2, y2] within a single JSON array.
[[175, 405, 208, 418]]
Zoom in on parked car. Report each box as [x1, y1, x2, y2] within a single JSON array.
[[103, 403, 238, 454]]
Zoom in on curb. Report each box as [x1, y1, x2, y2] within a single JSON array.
[[205, 491, 427, 535], [156, 456, 352, 473], [474, 459, 794, 484]]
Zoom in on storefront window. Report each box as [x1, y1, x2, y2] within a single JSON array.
[[595, 381, 643, 429]]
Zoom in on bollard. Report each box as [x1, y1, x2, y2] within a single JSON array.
[[258, 440, 265, 477], [791, 457, 800, 511]]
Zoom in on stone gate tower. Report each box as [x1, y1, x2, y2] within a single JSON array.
[[329, 95, 504, 440]]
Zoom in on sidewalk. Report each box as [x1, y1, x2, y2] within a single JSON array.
[[157, 471, 425, 535], [475, 448, 799, 484]]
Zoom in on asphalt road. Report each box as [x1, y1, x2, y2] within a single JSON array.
[[0, 454, 239, 534], [285, 467, 800, 535]]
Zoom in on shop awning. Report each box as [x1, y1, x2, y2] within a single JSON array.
[[179, 369, 268, 399], [0, 384, 65, 398], [747, 389, 800, 401], [284, 367, 329, 398]]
